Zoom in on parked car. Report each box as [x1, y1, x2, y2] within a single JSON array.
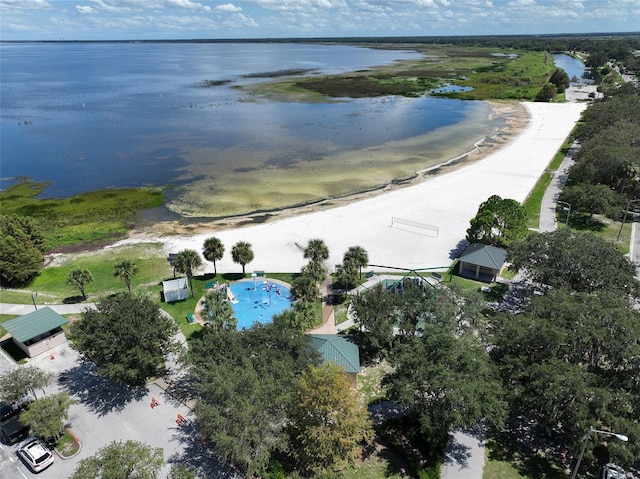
[[0, 403, 19, 423], [601, 463, 626, 479], [0, 415, 29, 444], [17, 437, 54, 473]]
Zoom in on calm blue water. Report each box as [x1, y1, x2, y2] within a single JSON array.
[[0, 42, 488, 200], [229, 280, 292, 329], [552, 53, 590, 85]]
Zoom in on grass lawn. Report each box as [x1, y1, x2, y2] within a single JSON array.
[[483, 439, 567, 479]]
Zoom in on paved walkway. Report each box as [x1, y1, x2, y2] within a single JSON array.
[[441, 424, 487, 479], [0, 302, 96, 316], [539, 141, 579, 232]]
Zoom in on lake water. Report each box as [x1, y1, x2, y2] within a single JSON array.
[[1, 42, 503, 218], [552, 53, 591, 85]]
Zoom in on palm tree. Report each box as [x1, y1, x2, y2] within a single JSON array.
[[291, 275, 319, 303], [231, 241, 254, 275], [203, 236, 225, 276], [173, 249, 202, 297], [203, 290, 237, 331], [66, 268, 93, 301], [113, 260, 139, 293], [303, 238, 329, 263], [344, 245, 369, 279]]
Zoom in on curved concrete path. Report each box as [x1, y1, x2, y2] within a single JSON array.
[[539, 141, 579, 232]]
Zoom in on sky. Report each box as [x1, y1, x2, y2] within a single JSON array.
[[1, 0, 639, 41]]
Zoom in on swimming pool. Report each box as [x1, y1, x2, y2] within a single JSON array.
[[228, 280, 293, 329]]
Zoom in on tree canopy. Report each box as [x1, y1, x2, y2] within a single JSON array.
[[303, 238, 329, 263], [187, 324, 319, 476], [113, 260, 138, 293], [287, 363, 374, 475], [231, 241, 254, 275], [173, 249, 202, 297], [203, 236, 224, 276], [466, 195, 528, 248], [489, 288, 640, 466], [508, 229, 638, 295], [201, 289, 236, 331], [20, 392, 77, 440], [66, 268, 93, 301], [344, 245, 369, 279], [71, 440, 164, 479], [0, 366, 52, 403], [69, 293, 179, 385], [0, 214, 45, 287]]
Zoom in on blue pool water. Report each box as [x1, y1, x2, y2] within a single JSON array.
[[229, 280, 292, 329]]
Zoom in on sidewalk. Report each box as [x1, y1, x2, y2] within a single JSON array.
[[539, 141, 579, 232], [0, 302, 96, 316]]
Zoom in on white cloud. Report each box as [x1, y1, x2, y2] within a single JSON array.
[[0, 0, 51, 12], [165, 0, 212, 12], [216, 3, 243, 13], [76, 5, 97, 13]]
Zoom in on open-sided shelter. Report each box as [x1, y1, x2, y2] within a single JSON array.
[[458, 243, 507, 282], [2, 307, 68, 358]]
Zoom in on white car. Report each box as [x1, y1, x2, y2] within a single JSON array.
[[17, 437, 54, 473]]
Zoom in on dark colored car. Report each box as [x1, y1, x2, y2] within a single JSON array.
[[0, 403, 19, 423], [0, 415, 29, 444], [601, 463, 626, 479]]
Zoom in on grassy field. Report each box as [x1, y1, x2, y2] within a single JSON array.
[[0, 180, 164, 250], [247, 46, 554, 102]]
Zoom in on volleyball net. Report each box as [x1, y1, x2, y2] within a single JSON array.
[[390, 217, 439, 237]]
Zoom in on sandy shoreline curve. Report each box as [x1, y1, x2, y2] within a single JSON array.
[[112, 101, 587, 274]]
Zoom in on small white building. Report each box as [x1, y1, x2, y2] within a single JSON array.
[[162, 277, 190, 302]]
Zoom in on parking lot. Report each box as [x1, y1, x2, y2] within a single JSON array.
[[0, 341, 237, 479]]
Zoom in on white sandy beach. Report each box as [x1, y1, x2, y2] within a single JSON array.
[[117, 101, 587, 275]]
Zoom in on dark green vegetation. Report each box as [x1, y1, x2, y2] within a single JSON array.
[[466, 195, 528, 248], [70, 440, 164, 479], [495, 229, 640, 473], [187, 323, 321, 476], [258, 47, 554, 102], [0, 180, 164, 251], [0, 214, 46, 286], [68, 293, 180, 386], [562, 83, 640, 226]]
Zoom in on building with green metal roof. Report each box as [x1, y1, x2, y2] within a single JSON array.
[[458, 243, 507, 282], [2, 307, 68, 358], [310, 334, 360, 387]]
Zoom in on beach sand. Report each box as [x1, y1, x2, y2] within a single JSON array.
[[113, 101, 587, 274]]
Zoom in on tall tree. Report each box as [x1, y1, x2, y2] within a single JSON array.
[[290, 274, 319, 303], [490, 289, 640, 467], [66, 268, 93, 301], [303, 238, 329, 263], [272, 302, 316, 332], [0, 214, 45, 287], [466, 195, 528, 247], [19, 392, 77, 440], [203, 236, 225, 276], [173, 249, 202, 297], [0, 366, 52, 403], [231, 241, 254, 275], [69, 293, 179, 385], [535, 82, 557, 102], [549, 68, 570, 93], [384, 329, 506, 447], [71, 440, 164, 479], [188, 324, 319, 476], [344, 245, 369, 279], [335, 258, 359, 291], [509, 229, 639, 295], [287, 363, 374, 475], [113, 260, 139, 293], [202, 289, 236, 331]]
